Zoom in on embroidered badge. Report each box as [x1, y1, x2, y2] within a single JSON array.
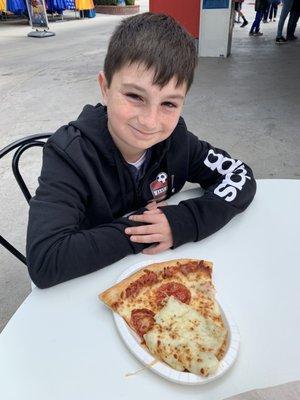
[[150, 172, 168, 201]]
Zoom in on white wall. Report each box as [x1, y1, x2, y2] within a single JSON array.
[[199, 1, 234, 57]]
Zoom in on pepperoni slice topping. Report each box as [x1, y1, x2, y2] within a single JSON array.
[[156, 282, 191, 306], [130, 309, 155, 338]]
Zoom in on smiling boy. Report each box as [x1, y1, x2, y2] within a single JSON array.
[[26, 13, 256, 289]]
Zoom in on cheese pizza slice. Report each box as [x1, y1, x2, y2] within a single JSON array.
[[99, 259, 228, 377]]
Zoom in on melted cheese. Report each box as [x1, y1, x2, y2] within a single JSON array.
[[144, 296, 227, 376]]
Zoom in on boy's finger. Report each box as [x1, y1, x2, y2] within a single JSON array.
[[157, 200, 168, 207], [128, 213, 161, 223], [129, 234, 163, 243], [143, 209, 162, 215], [145, 201, 157, 210], [125, 224, 157, 235]]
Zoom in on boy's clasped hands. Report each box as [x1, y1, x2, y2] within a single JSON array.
[[125, 201, 173, 255]]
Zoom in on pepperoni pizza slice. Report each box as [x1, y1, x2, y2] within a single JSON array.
[[99, 259, 228, 377]]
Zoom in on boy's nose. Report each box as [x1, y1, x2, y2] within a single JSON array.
[[137, 107, 159, 132]]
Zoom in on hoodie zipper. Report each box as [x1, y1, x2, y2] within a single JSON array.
[[137, 161, 159, 203]]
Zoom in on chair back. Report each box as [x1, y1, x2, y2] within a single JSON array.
[[0, 133, 52, 265]]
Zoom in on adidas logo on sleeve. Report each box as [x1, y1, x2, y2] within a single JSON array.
[[204, 149, 251, 202]]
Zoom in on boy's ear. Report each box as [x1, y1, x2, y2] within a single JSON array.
[[98, 71, 108, 105]]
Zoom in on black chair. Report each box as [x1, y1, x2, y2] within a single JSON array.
[[0, 133, 52, 265]]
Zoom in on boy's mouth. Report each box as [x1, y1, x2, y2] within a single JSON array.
[[129, 125, 158, 137]]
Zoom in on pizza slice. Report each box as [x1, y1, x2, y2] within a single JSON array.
[[99, 258, 228, 377]]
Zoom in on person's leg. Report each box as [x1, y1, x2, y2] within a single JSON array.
[[255, 10, 264, 32], [276, 0, 294, 38], [263, 4, 271, 21], [234, 2, 240, 22], [274, 4, 278, 19], [250, 10, 263, 34], [287, 9, 300, 38], [237, 2, 241, 22], [239, 8, 249, 26], [269, 4, 274, 20], [250, 11, 259, 33]]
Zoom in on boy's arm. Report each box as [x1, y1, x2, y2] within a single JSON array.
[[26, 142, 148, 289], [160, 132, 257, 248]]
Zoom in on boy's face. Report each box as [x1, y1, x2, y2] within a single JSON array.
[[98, 63, 187, 163]]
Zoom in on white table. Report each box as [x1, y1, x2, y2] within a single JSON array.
[[0, 179, 299, 400]]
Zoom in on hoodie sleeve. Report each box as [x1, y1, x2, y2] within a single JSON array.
[[160, 132, 257, 248], [26, 141, 148, 289]]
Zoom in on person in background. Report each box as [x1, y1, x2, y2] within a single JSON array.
[[263, 0, 272, 22], [275, 0, 294, 42], [269, 0, 281, 21], [286, 0, 300, 39], [234, 0, 249, 27], [249, 0, 269, 35]]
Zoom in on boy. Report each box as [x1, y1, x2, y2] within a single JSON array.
[[26, 13, 256, 289]]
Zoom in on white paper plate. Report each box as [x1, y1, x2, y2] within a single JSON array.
[[113, 260, 240, 385]]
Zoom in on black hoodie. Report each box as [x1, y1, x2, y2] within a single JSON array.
[[26, 104, 256, 288]]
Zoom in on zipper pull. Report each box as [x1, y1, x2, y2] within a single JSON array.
[[170, 174, 175, 194]]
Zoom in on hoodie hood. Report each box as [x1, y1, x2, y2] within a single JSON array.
[[69, 103, 116, 165]]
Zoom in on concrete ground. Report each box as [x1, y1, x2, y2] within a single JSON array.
[[0, 1, 299, 332]]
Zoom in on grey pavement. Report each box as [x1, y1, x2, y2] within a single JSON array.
[[1, 1, 299, 332]]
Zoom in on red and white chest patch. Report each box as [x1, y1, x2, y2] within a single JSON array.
[[150, 172, 168, 201]]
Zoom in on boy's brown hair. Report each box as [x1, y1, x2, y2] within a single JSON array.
[[104, 12, 198, 91]]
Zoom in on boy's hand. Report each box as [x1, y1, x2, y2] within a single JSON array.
[[125, 208, 173, 255]]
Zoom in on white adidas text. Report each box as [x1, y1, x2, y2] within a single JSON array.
[[204, 149, 251, 202]]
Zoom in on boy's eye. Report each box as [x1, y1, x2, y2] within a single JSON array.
[[125, 93, 142, 101], [162, 102, 177, 108]]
